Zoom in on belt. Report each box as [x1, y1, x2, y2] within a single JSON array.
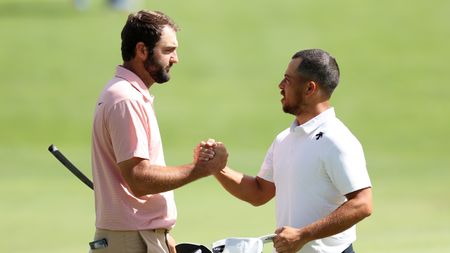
[[153, 228, 169, 234]]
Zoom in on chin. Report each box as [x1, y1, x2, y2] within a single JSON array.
[[152, 71, 171, 84], [156, 77, 170, 84]]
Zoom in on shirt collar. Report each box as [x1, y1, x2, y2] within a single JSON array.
[[290, 107, 336, 134], [114, 65, 154, 103]]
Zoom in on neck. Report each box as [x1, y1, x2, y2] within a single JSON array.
[[122, 61, 155, 88], [295, 101, 331, 125]]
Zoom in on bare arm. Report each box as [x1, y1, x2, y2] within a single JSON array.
[[119, 158, 201, 196], [274, 187, 372, 253], [197, 141, 275, 205], [214, 166, 275, 206], [119, 143, 228, 197]]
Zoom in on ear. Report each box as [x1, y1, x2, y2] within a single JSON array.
[[304, 81, 319, 96], [135, 42, 148, 60]]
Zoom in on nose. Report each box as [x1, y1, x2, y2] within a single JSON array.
[[279, 79, 285, 89], [170, 51, 179, 64]]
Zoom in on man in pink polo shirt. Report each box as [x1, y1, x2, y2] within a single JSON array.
[[90, 10, 227, 253]]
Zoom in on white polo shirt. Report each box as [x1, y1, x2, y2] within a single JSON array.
[[258, 108, 371, 253]]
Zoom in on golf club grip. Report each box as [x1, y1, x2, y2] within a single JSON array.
[[48, 144, 94, 190]]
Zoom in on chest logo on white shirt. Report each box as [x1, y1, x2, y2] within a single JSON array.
[[315, 132, 324, 140]]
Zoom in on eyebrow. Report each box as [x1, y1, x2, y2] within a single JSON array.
[[163, 46, 177, 51]]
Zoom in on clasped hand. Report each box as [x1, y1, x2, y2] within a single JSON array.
[[193, 138, 228, 175]]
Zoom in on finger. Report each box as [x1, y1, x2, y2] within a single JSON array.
[[199, 149, 215, 159], [200, 142, 212, 149], [201, 145, 215, 151], [201, 147, 215, 155], [273, 238, 282, 247], [272, 236, 280, 245], [273, 234, 285, 247], [206, 138, 216, 147], [200, 149, 214, 156], [275, 244, 289, 253], [199, 153, 214, 159], [198, 153, 211, 159]]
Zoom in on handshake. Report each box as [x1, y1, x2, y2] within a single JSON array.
[[193, 138, 228, 176]]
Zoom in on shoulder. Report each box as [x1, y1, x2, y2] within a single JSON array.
[[274, 127, 291, 143], [99, 78, 143, 106], [107, 78, 139, 98], [320, 118, 363, 153]]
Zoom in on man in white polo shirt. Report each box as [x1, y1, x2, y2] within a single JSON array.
[[211, 49, 372, 253], [90, 10, 228, 253]]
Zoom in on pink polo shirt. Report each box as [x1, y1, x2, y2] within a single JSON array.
[[91, 66, 177, 231]]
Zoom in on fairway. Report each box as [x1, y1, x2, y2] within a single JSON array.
[[1, 0, 450, 252]]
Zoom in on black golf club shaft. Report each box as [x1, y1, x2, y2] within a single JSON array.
[[48, 144, 94, 190]]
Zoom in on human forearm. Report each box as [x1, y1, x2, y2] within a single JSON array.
[[300, 189, 372, 240], [214, 167, 249, 202], [274, 207, 362, 253], [274, 187, 372, 252], [131, 163, 208, 196], [119, 158, 210, 197], [310, 187, 372, 239], [120, 142, 228, 197], [215, 167, 274, 206]]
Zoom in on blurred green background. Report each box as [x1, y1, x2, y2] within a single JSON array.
[[1, 0, 449, 252]]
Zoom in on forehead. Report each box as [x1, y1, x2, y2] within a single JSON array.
[[156, 25, 178, 48], [285, 57, 302, 77]]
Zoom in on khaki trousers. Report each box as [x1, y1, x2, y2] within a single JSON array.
[[89, 228, 170, 253]]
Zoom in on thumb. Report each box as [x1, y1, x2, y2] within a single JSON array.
[[274, 226, 286, 235]]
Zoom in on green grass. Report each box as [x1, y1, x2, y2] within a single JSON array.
[[1, 0, 449, 252]]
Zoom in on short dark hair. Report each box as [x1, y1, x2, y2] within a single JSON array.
[[292, 49, 340, 96], [121, 10, 179, 61]]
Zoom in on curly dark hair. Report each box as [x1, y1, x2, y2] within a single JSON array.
[[121, 10, 179, 61]]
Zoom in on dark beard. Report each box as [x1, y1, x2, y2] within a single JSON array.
[[282, 103, 301, 116], [145, 55, 171, 84]]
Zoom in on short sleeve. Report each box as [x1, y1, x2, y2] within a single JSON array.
[[257, 141, 275, 182], [324, 139, 372, 195], [107, 99, 150, 163]]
